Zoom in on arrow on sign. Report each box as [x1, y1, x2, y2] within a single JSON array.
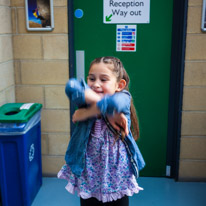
[[106, 14, 112, 22]]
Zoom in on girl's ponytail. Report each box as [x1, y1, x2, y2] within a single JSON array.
[[122, 64, 140, 141], [130, 99, 139, 141]]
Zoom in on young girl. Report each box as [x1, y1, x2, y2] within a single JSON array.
[[58, 56, 145, 206]]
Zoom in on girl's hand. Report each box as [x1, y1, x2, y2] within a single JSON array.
[[107, 113, 129, 136], [72, 104, 101, 123], [72, 108, 89, 123]]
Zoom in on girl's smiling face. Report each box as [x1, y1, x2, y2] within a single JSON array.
[[87, 63, 119, 98]]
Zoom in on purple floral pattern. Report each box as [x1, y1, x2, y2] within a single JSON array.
[[58, 118, 143, 203]]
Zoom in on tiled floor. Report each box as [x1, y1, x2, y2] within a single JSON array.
[[31, 177, 206, 206]]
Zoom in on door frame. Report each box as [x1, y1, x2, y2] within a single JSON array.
[[67, 0, 188, 179], [166, 0, 188, 180]]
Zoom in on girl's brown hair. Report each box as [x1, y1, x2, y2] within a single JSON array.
[[89, 56, 140, 141]]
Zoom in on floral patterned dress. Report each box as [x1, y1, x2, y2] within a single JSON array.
[[58, 118, 143, 203]]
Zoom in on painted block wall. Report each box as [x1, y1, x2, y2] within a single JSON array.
[[11, 0, 69, 176], [179, 0, 206, 181], [0, 0, 15, 106]]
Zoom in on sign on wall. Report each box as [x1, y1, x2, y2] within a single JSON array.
[[116, 25, 137, 52], [25, 0, 54, 31], [104, 0, 150, 24]]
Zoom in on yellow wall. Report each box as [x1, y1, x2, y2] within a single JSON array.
[[11, 0, 69, 176], [0, 0, 15, 105], [179, 0, 206, 181]]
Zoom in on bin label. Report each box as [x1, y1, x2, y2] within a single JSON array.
[[20, 103, 34, 110], [29, 143, 35, 162], [104, 0, 150, 24], [116, 25, 136, 52]]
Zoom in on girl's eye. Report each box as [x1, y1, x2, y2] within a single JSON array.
[[101, 78, 108, 82], [88, 77, 95, 81]]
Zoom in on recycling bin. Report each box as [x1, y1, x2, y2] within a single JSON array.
[[0, 103, 42, 206]]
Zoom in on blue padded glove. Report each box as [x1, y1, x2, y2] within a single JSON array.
[[65, 78, 89, 107]]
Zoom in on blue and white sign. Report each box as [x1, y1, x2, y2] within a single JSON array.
[[116, 25, 137, 52], [104, 0, 150, 24]]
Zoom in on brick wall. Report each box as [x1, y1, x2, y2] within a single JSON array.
[[0, 0, 15, 106], [179, 0, 206, 181], [11, 0, 69, 176]]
